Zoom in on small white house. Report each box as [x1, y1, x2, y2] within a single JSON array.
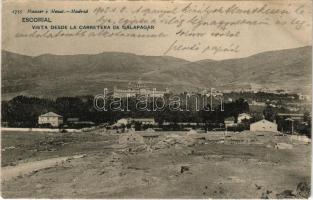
[[250, 119, 277, 132], [38, 112, 63, 127], [132, 118, 156, 125], [237, 113, 252, 123], [224, 117, 236, 127], [116, 118, 131, 126]]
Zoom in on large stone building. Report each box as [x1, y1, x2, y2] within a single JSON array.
[[38, 112, 63, 127], [250, 119, 277, 132], [112, 80, 169, 98]]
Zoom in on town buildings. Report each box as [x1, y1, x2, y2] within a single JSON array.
[[116, 118, 156, 126], [112, 80, 169, 98]]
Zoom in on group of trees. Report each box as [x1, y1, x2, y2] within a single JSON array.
[[2, 95, 311, 137], [2, 95, 250, 128], [2, 95, 112, 127]]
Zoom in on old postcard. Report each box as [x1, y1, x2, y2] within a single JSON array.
[[1, 0, 312, 198]]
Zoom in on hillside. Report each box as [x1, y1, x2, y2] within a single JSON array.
[[1, 46, 312, 100]]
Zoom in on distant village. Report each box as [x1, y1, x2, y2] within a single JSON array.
[[112, 80, 169, 98], [1, 80, 311, 137]]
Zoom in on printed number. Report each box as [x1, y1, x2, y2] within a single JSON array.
[[12, 10, 22, 14]]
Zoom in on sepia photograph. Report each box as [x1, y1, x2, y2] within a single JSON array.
[[1, 0, 312, 198]]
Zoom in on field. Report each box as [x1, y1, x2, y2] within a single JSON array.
[[1, 130, 311, 198]]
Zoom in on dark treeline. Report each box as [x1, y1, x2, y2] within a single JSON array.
[[1, 95, 249, 128], [1, 95, 311, 137]]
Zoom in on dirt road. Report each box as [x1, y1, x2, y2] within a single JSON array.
[[2, 156, 72, 181], [1, 131, 310, 198]]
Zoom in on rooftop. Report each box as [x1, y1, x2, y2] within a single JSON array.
[[250, 119, 276, 125], [132, 118, 155, 122], [39, 112, 62, 117]]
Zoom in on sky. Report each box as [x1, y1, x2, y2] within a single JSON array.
[[2, 0, 312, 61]]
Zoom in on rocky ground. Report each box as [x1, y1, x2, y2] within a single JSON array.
[[1, 130, 311, 198]]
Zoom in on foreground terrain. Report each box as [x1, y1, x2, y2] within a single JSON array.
[[1, 130, 311, 198]]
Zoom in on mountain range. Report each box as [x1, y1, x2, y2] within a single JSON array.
[[1, 46, 312, 100]]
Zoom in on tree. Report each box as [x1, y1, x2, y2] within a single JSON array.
[[263, 105, 276, 122], [303, 111, 311, 124]]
